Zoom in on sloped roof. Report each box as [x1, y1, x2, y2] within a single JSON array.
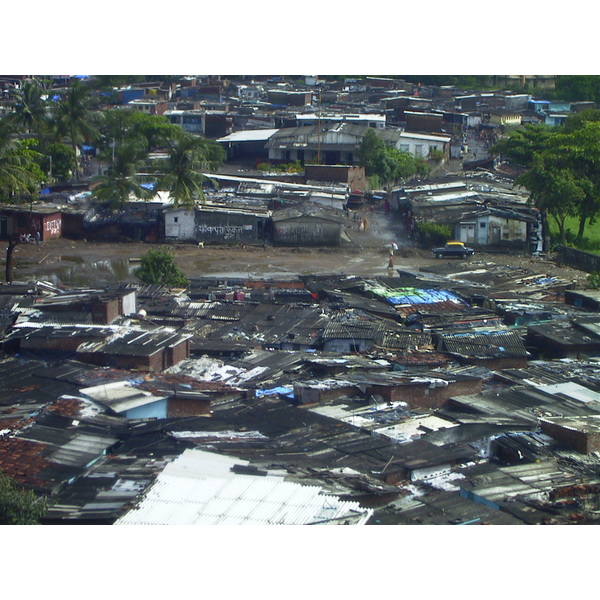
[[217, 128, 279, 143], [271, 202, 346, 224], [440, 329, 529, 359], [78, 329, 191, 358], [322, 320, 386, 344], [0, 397, 121, 493], [0, 358, 87, 407], [79, 381, 168, 414], [115, 448, 373, 525], [449, 385, 600, 424]]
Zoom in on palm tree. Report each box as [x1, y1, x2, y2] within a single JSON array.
[[1, 118, 44, 282], [8, 80, 48, 136], [91, 141, 152, 210], [53, 80, 102, 178], [0, 119, 41, 202], [158, 130, 224, 207]]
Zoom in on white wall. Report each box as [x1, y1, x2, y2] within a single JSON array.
[[122, 290, 137, 316], [458, 215, 528, 245], [394, 135, 448, 158], [164, 209, 196, 241]]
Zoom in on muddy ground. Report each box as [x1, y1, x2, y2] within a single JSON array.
[[2, 206, 591, 289]]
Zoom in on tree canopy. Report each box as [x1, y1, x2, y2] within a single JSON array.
[[356, 129, 429, 188], [52, 80, 102, 176], [8, 79, 49, 135], [134, 247, 188, 287], [91, 140, 152, 209], [554, 76, 600, 103], [494, 117, 600, 243], [0, 122, 45, 202], [157, 130, 224, 207], [98, 109, 180, 155], [0, 471, 49, 525]]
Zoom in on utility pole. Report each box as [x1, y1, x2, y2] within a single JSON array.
[[316, 90, 322, 164]]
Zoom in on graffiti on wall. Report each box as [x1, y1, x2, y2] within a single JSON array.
[[44, 219, 61, 236], [276, 223, 326, 243], [196, 224, 251, 241]]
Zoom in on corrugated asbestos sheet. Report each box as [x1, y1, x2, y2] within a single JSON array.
[[115, 449, 373, 525], [449, 384, 600, 424], [0, 358, 84, 406], [322, 320, 386, 343], [440, 330, 528, 358], [80, 329, 190, 358]]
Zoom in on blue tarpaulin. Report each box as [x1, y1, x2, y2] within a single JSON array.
[[385, 289, 462, 306], [255, 386, 294, 398]]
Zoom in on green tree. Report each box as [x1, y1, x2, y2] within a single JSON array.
[[356, 128, 387, 175], [556, 122, 600, 239], [495, 120, 600, 243], [158, 130, 224, 207], [91, 140, 152, 210], [0, 121, 45, 202], [563, 108, 600, 133], [416, 221, 452, 246], [554, 76, 600, 103], [0, 471, 49, 524], [516, 155, 584, 242], [356, 129, 430, 186], [387, 148, 419, 180], [126, 111, 180, 151], [8, 80, 49, 136], [98, 110, 179, 157], [490, 124, 555, 167], [135, 247, 188, 287], [39, 142, 77, 182], [53, 80, 102, 177]]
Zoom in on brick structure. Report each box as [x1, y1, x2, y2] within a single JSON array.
[[364, 376, 483, 411], [77, 331, 191, 372], [304, 164, 368, 194], [539, 417, 600, 454]]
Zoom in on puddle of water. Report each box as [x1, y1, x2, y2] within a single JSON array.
[[30, 258, 138, 286]]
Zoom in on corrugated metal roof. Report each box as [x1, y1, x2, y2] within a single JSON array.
[[80, 382, 167, 413], [115, 449, 372, 525], [441, 330, 528, 359], [322, 320, 386, 343], [217, 129, 279, 143]]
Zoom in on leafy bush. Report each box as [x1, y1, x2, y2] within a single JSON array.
[[367, 175, 381, 190], [415, 222, 452, 246], [0, 472, 49, 524], [357, 129, 432, 185], [587, 272, 600, 289], [428, 148, 445, 162], [256, 161, 302, 173], [39, 142, 77, 181], [134, 247, 188, 287]]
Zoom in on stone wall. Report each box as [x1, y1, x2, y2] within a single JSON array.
[[556, 245, 600, 274]]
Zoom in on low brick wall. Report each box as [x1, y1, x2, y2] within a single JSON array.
[[539, 419, 596, 454], [556, 245, 600, 273]]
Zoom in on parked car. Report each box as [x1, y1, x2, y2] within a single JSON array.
[[433, 241, 475, 259]]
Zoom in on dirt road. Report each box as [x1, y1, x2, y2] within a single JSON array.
[[3, 236, 588, 289], [1, 205, 590, 288]]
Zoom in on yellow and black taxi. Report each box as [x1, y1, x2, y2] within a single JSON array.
[[432, 241, 475, 259]]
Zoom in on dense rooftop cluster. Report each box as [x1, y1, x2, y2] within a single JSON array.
[[2, 75, 600, 526], [2, 251, 600, 525]]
